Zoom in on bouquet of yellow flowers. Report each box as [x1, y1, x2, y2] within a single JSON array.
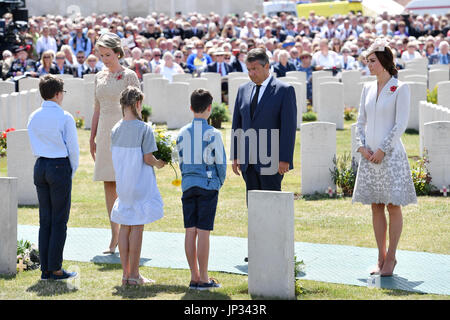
[[152, 126, 181, 187]]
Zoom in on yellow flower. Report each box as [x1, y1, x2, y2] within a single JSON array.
[[159, 133, 165, 138], [172, 179, 181, 187]]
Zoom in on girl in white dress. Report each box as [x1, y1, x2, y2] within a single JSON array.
[[352, 39, 417, 277], [110, 86, 166, 286]]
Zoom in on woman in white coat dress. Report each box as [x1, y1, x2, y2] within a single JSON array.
[[352, 39, 417, 277]]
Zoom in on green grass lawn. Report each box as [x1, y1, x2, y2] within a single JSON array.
[[1, 119, 449, 300]]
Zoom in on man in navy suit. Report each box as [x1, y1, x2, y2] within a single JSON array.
[[207, 50, 233, 101], [231, 48, 297, 196], [206, 50, 233, 76]]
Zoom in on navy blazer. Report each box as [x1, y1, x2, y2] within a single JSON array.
[[206, 61, 233, 75], [231, 76, 297, 174]]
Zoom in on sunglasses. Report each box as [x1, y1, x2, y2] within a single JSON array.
[[56, 57, 65, 60], [154, 54, 161, 57], [175, 56, 182, 58]]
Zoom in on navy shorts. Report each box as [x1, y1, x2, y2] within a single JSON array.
[[182, 187, 218, 231]]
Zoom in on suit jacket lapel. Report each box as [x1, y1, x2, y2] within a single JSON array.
[[253, 76, 275, 120]]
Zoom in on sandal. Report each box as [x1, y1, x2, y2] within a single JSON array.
[[127, 275, 155, 286], [122, 277, 128, 286], [102, 245, 117, 255]]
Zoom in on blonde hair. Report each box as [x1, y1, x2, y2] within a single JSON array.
[[120, 86, 144, 120], [40, 50, 55, 67], [96, 32, 125, 59]]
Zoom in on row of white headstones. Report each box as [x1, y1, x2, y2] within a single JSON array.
[[1, 62, 450, 299], [2, 65, 449, 133], [1, 120, 449, 298]]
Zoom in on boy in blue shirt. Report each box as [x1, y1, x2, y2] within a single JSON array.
[[27, 75, 79, 281], [177, 89, 226, 290]]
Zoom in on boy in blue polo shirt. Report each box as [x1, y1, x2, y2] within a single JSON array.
[[176, 89, 226, 290]]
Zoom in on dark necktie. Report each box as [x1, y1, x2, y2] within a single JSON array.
[[250, 85, 261, 119]]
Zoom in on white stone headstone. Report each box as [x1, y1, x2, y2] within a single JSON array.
[[83, 82, 95, 129], [143, 77, 169, 123], [423, 121, 450, 189], [285, 81, 304, 128], [405, 58, 428, 74], [286, 71, 307, 83], [56, 74, 74, 80], [28, 89, 42, 115], [437, 81, 450, 109], [277, 76, 298, 83], [61, 78, 85, 118], [403, 75, 427, 85], [83, 74, 96, 83], [188, 78, 209, 105], [301, 122, 336, 195], [165, 82, 192, 129], [312, 70, 333, 112], [318, 82, 344, 129], [360, 75, 376, 82], [282, 79, 307, 115], [342, 70, 362, 109], [227, 72, 248, 80], [248, 190, 295, 300], [142, 73, 163, 80], [17, 91, 30, 130], [0, 177, 18, 275], [7, 129, 38, 205], [228, 77, 250, 118], [200, 72, 222, 104], [0, 81, 15, 95], [405, 82, 427, 131], [428, 70, 449, 91], [351, 123, 361, 164], [0, 94, 8, 130], [8, 92, 19, 130], [429, 64, 449, 72], [18, 77, 40, 92], [398, 69, 421, 81], [419, 101, 432, 157], [172, 73, 192, 83]]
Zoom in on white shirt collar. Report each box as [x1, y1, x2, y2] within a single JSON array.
[[258, 74, 272, 88]]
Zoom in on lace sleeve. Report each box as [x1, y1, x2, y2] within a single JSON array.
[[379, 83, 410, 155], [126, 69, 141, 89]]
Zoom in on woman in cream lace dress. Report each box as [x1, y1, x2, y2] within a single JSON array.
[[352, 39, 416, 277], [90, 32, 140, 254]]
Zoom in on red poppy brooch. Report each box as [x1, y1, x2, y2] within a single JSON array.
[[389, 85, 397, 93]]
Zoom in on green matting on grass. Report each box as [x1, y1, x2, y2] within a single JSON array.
[[18, 225, 450, 296]]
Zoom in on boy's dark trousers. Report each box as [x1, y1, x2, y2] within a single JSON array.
[[33, 157, 72, 272]]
